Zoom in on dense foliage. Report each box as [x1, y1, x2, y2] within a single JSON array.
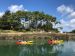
[[0, 10, 59, 32]]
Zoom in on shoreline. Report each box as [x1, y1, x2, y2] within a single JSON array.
[[0, 32, 74, 40]]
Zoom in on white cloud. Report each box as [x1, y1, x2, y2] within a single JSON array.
[[70, 19, 75, 23], [8, 5, 28, 13], [57, 4, 75, 32], [57, 5, 66, 13], [57, 4, 75, 19], [69, 12, 75, 18], [0, 5, 28, 17], [70, 19, 75, 27], [0, 12, 4, 17], [57, 5, 73, 14], [55, 19, 75, 32]]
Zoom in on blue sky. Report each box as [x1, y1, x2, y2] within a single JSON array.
[[0, 0, 75, 32]]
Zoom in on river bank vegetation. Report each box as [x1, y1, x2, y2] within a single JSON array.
[[0, 10, 60, 32]]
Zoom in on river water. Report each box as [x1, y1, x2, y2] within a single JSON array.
[[0, 40, 75, 56]]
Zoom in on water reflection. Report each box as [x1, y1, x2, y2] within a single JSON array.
[[58, 41, 75, 56], [19, 44, 63, 56], [0, 45, 20, 56], [0, 41, 75, 56]]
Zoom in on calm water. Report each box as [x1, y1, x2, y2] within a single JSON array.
[[0, 40, 75, 56]]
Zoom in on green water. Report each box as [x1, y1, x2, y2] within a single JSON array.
[[0, 40, 75, 56]]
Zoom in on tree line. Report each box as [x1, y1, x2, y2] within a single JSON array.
[[0, 10, 59, 32]]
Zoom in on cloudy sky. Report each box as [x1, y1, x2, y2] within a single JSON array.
[[0, 0, 75, 32]]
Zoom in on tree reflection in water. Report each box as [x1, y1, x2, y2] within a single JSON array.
[[2, 40, 75, 56], [19, 44, 64, 56]]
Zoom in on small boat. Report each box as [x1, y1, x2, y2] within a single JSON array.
[[48, 40, 64, 45], [16, 41, 33, 45]]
